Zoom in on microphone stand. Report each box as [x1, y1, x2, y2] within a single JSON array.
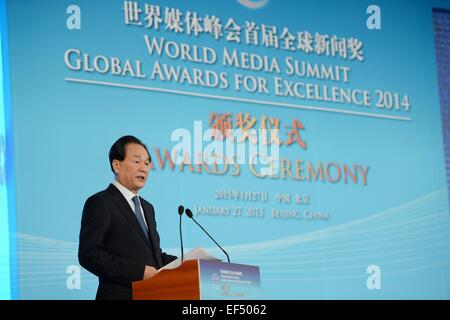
[[186, 209, 230, 263], [178, 205, 185, 263]]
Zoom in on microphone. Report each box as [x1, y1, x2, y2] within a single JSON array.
[[178, 205, 185, 263], [185, 208, 230, 263]]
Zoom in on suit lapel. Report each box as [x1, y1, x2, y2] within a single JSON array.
[[107, 184, 152, 248]]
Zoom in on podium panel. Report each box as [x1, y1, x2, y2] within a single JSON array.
[[132, 259, 260, 300], [198, 260, 260, 300]]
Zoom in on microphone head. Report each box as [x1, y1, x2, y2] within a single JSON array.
[[185, 208, 193, 218], [178, 205, 185, 215]]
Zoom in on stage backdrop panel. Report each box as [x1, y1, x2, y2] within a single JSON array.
[[3, 0, 450, 299]]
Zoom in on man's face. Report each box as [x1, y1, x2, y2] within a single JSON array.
[[113, 143, 151, 194]]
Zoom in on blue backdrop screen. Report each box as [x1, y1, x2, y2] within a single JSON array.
[[2, 0, 450, 299]]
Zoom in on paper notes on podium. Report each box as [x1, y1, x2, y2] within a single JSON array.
[[158, 247, 220, 272]]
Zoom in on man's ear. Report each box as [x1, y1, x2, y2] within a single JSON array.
[[112, 159, 120, 174]]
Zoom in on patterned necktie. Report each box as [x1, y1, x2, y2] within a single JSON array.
[[132, 196, 149, 241]]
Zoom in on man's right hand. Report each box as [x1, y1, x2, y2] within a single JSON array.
[[143, 265, 158, 280]]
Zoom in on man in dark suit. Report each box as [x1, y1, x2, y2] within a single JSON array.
[[78, 135, 177, 300]]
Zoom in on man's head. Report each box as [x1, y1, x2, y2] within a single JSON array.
[[109, 135, 151, 194]]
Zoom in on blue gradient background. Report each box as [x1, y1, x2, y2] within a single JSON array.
[[2, 0, 450, 299]]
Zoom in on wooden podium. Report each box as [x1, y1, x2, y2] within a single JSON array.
[[132, 259, 260, 300]]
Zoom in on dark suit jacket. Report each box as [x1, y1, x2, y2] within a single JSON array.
[[78, 184, 177, 300]]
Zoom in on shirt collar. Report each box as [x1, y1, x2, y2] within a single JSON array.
[[113, 180, 139, 203]]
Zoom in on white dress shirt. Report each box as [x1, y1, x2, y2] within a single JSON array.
[[112, 180, 149, 229]]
